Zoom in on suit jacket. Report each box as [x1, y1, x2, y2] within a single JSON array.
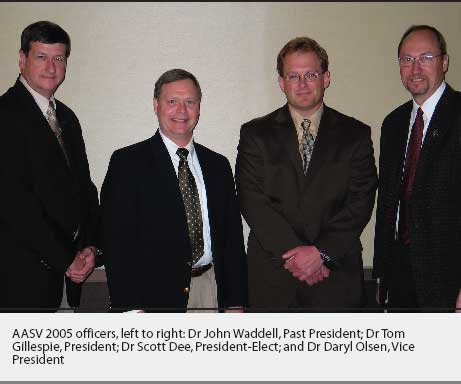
[[100, 131, 247, 311], [236, 104, 377, 309], [373, 84, 461, 308], [0, 78, 99, 311]]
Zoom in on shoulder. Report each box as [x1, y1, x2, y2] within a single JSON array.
[[110, 137, 154, 163], [194, 142, 230, 167], [323, 106, 372, 141], [0, 81, 29, 113], [241, 106, 286, 134], [325, 106, 368, 128], [382, 100, 412, 126], [55, 99, 78, 120]]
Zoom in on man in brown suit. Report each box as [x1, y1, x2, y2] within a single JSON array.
[[236, 37, 377, 310]]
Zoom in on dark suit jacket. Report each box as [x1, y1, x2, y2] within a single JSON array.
[[0, 78, 99, 311], [373, 85, 461, 308], [100, 131, 247, 311], [236, 104, 377, 310]]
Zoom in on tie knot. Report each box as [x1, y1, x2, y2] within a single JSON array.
[[47, 101, 55, 112], [416, 107, 423, 118], [301, 118, 311, 131], [176, 147, 189, 160]]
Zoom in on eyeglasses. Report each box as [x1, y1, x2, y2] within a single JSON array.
[[398, 53, 443, 67], [284, 72, 322, 83]]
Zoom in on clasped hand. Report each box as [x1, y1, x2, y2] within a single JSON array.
[[65, 246, 96, 284], [282, 246, 330, 286]]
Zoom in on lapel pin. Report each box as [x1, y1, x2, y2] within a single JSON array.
[[432, 130, 438, 138]]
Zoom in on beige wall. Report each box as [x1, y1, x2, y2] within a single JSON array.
[[1, 2, 460, 267]]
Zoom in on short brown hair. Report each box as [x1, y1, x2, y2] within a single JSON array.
[[398, 25, 447, 57], [154, 68, 202, 101], [277, 37, 329, 76], [21, 21, 71, 58]]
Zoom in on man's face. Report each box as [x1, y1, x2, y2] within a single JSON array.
[[278, 51, 330, 117], [153, 79, 200, 147], [19, 42, 67, 99], [399, 29, 448, 105]]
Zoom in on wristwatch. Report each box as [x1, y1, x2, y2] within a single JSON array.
[[318, 248, 337, 270]]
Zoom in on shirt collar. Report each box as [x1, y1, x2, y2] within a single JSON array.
[[412, 81, 446, 122], [289, 103, 324, 137], [19, 75, 55, 116], [159, 128, 195, 158]]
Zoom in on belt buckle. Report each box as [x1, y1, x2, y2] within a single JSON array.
[[191, 263, 211, 278]]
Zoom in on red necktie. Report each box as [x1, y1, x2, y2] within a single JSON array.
[[399, 107, 424, 245]]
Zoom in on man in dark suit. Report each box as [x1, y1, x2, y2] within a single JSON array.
[[100, 69, 247, 312], [0, 21, 99, 312], [373, 25, 461, 311], [236, 37, 377, 310]]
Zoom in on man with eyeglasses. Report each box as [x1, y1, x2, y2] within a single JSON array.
[[236, 37, 377, 311], [374, 25, 461, 311]]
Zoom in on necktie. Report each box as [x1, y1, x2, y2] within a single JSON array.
[[300, 118, 315, 175], [176, 148, 204, 265], [399, 107, 424, 245], [47, 101, 70, 166]]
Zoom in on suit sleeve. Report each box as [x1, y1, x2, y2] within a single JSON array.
[[100, 151, 138, 308], [220, 158, 248, 307], [0, 108, 72, 272], [315, 124, 378, 265], [68, 112, 100, 255], [236, 124, 304, 258], [372, 116, 392, 279]]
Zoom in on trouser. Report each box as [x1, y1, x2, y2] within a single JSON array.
[[387, 240, 419, 311], [187, 266, 218, 313]]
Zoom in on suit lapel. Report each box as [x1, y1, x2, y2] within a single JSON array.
[[388, 102, 413, 196], [273, 105, 305, 182], [150, 130, 184, 202], [302, 106, 337, 185], [414, 86, 455, 190], [150, 131, 191, 236], [194, 143, 219, 254], [15, 81, 72, 175], [55, 103, 74, 170]]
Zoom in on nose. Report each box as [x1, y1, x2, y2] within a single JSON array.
[[45, 58, 56, 73], [410, 59, 423, 73], [298, 77, 308, 87], [176, 101, 186, 113]]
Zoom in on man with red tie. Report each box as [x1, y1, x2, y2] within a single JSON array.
[[374, 25, 461, 311]]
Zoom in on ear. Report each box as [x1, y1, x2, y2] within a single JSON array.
[[323, 70, 331, 90], [153, 98, 158, 114], [19, 50, 26, 72], [278, 76, 286, 93], [442, 54, 449, 73]]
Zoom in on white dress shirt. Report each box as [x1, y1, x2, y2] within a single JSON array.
[[19, 75, 56, 116], [395, 81, 446, 238], [159, 129, 213, 267]]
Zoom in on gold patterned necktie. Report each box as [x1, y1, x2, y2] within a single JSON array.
[[47, 101, 70, 166], [176, 148, 204, 265], [300, 118, 315, 175]]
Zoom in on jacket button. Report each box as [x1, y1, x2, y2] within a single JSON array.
[[183, 287, 189, 294]]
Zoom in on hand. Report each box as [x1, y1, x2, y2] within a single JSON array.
[[65, 246, 96, 284], [376, 278, 388, 306], [282, 246, 324, 283], [456, 289, 461, 313], [224, 307, 245, 313], [303, 264, 330, 286]]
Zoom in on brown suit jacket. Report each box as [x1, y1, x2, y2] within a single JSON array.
[[236, 104, 377, 310]]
